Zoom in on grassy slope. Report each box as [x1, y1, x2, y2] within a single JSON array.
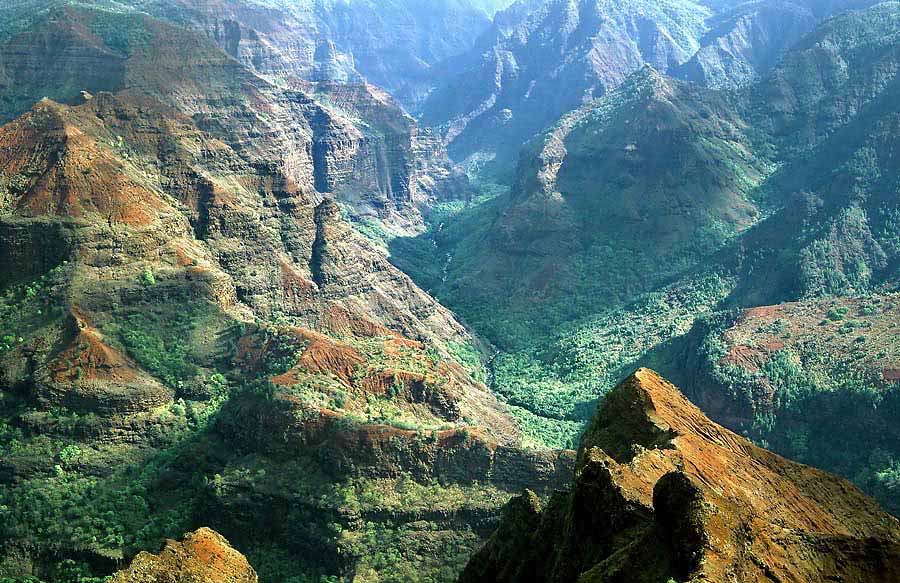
[[390, 3, 900, 517], [393, 70, 770, 447]]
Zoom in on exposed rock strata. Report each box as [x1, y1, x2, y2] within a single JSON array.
[[460, 369, 900, 583], [0, 7, 468, 233]]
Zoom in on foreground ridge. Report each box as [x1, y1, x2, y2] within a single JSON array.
[[460, 368, 900, 583]]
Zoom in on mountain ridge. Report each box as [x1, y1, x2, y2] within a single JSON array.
[[421, 0, 884, 171], [460, 369, 900, 583]]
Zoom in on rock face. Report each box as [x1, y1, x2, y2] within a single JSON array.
[[0, 28, 503, 450], [421, 0, 880, 166], [0, 5, 467, 233], [110, 528, 257, 583], [672, 1, 818, 89], [4, 0, 508, 112], [0, 6, 570, 581], [207, 0, 508, 110], [460, 369, 900, 583]]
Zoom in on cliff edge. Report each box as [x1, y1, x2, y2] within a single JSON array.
[[460, 368, 900, 583]]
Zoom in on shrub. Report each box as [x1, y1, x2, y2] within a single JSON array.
[[140, 269, 156, 286], [827, 306, 850, 321], [119, 312, 198, 387], [58, 444, 83, 467]]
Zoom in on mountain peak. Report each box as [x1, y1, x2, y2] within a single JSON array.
[[461, 369, 900, 583], [577, 367, 737, 465], [110, 528, 258, 583]]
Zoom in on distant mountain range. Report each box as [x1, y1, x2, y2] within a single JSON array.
[[421, 0, 883, 171], [0, 0, 516, 111]]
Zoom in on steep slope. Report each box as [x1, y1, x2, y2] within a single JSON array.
[[422, 0, 712, 168], [421, 0, 879, 169], [0, 4, 469, 234], [0, 91, 570, 583], [460, 369, 900, 583], [0, 0, 511, 112], [660, 8, 900, 497], [395, 67, 767, 447], [0, 9, 572, 583], [728, 1, 900, 305], [672, 0, 819, 88], [483, 66, 764, 316], [392, 2, 900, 510], [672, 296, 900, 514], [180, 0, 512, 110]]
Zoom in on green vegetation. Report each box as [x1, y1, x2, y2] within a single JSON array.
[[340, 521, 476, 583], [0, 561, 110, 583], [6, 3, 900, 582], [0, 1, 150, 46], [0, 364, 238, 579], [827, 306, 850, 321], [393, 184, 738, 448], [386, 7, 900, 488], [391, 73, 771, 448], [140, 268, 155, 287], [117, 310, 198, 387], [1, 461, 187, 552], [101, 293, 224, 389], [85, 7, 151, 56], [690, 296, 900, 514], [0, 265, 67, 353], [0, 405, 220, 578], [447, 341, 488, 385]]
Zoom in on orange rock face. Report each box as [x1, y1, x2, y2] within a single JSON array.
[[461, 369, 900, 583], [110, 528, 257, 583]]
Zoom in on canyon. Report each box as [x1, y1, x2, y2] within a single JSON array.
[[1, 1, 900, 582]]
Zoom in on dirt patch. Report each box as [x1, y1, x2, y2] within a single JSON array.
[[325, 303, 398, 338], [51, 311, 138, 383], [297, 338, 365, 386]]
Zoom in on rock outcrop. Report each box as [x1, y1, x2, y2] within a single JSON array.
[[460, 369, 900, 583], [110, 528, 257, 583], [0, 5, 467, 233]]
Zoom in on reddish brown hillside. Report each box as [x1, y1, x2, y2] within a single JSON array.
[[461, 369, 900, 583], [110, 528, 258, 583], [0, 99, 172, 225]]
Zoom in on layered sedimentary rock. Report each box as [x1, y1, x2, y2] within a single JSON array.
[[123, 0, 508, 110], [461, 369, 900, 583], [0, 9, 567, 580], [0, 86, 494, 436], [0, 6, 467, 233]]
